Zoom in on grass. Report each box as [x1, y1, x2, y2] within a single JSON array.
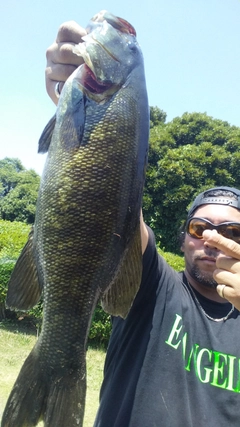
[[0, 321, 106, 426]]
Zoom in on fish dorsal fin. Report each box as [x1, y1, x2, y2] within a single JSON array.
[[101, 226, 142, 318], [6, 229, 42, 310], [38, 115, 56, 154]]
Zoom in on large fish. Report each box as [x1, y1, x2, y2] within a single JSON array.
[[2, 10, 149, 427]]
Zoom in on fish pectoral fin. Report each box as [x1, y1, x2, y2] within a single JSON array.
[[6, 229, 42, 310], [38, 114, 56, 153], [61, 96, 86, 148], [101, 226, 142, 319]]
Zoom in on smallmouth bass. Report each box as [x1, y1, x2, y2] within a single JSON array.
[[2, 10, 149, 427]]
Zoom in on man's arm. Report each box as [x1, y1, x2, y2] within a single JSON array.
[[140, 211, 149, 254]]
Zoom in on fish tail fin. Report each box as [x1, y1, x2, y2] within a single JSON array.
[[44, 369, 86, 427], [1, 348, 48, 427], [2, 347, 86, 427]]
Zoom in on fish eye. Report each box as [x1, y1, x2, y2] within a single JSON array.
[[127, 41, 138, 54]]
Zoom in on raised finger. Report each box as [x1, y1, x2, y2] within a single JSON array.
[[202, 229, 240, 258]]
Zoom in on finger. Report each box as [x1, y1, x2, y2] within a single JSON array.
[[46, 61, 78, 83], [56, 21, 87, 43], [216, 256, 240, 273], [216, 276, 240, 310], [45, 42, 84, 105], [202, 229, 240, 258], [214, 269, 236, 287], [216, 283, 236, 303], [45, 22, 87, 105], [45, 61, 78, 105], [45, 79, 65, 106], [216, 284, 228, 299], [46, 42, 84, 67]]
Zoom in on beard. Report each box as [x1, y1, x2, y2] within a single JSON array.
[[189, 263, 218, 289]]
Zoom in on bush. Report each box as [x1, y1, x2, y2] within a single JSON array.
[[0, 261, 16, 317], [0, 260, 42, 325], [158, 247, 185, 271], [0, 219, 30, 261], [0, 261, 15, 299], [0, 220, 30, 317], [89, 304, 112, 348]]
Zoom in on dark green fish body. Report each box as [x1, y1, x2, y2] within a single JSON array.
[[2, 11, 149, 427]]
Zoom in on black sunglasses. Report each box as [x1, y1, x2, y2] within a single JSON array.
[[186, 217, 240, 243]]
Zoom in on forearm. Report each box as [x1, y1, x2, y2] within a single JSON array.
[[140, 210, 149, 254]]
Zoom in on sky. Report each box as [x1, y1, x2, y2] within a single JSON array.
[[1, 0, 240, 175]]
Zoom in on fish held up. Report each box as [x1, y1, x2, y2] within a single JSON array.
[[1, 10, 149, 427]]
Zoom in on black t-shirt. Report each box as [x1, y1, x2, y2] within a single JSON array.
[[94, 227, 240, 427]]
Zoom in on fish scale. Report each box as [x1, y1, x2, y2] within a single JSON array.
[[2, 10, 149, 427]]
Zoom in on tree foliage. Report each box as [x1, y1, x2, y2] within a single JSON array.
[[0, 158, 40, 224], [143, 110, 240, 252], [150, 106, 167, 128]]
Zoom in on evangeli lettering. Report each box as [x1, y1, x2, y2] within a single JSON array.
[[165, 314, 240, 393]]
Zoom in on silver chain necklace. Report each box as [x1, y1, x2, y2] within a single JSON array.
[[186, 280, 234, 322]]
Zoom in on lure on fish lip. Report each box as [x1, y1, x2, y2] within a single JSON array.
[[2, 10, 149, 427]]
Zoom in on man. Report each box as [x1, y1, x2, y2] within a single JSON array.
[[45, 21, 240, 426]]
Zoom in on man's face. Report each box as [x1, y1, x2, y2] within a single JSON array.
[[182, 204, 240, 289]]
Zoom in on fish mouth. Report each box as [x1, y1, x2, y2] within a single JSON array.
[[73, 37, 119, 95], [73, 11, 137, 96], [78, 63, 113, 94]]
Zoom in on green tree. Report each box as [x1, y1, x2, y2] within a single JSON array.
[[143, 112, 240, 252], [0, 158, 24, 197], [0, 158, 40, 224], [150, 106, 167, 128]]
